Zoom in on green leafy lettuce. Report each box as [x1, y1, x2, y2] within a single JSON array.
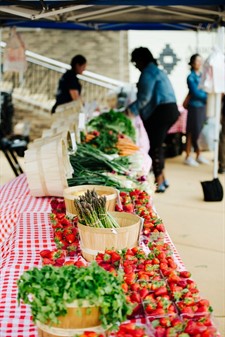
[[17, 262, 132, 331]]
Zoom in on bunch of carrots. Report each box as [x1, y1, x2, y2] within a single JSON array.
[[84, 131, 139, 157], [116, 134, 139, 156]]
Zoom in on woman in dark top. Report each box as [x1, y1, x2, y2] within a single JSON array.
[[184, 54, 208, 166], [51, 55, 87, 113]]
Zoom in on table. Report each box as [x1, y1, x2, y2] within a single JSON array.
[[0, 174, 215, 337], [168, 107, 187, 134]]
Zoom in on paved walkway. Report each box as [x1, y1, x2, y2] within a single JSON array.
[[154, 152, 225, 336], [1, 151, 225, 335]]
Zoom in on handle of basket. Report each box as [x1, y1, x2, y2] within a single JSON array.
[[138, 217, 144, 245], [110, 228, 118, 234], [116, 189, 122, 208]]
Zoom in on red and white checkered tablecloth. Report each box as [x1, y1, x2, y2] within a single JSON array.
[[0, 174, 51, 245], [0, 174, 188, 337], [0, 212, 55, 337], [168, 107, 187, 134]]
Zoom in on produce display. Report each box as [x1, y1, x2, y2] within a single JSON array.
[[2, 109, 218, 337], [29, 191, 219, 337]]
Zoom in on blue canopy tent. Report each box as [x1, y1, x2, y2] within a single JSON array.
[[0, 1, 224, 31]]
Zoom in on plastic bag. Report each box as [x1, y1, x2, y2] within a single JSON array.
[[200, 46, 225, 94], [198, 117, 216, 151], [3, 27, 27, 73]]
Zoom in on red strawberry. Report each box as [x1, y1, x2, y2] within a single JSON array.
[[67, 242, 79, 256], [130, 292, 141, 303], [65, 233, 76, 244], [154, 286, 168, 297], [124, 265, 134, 274], [155, 326, 166, 337], [123, 203, 134, 213], [121, 283, 129, 293], [124, 272, 136, 285], [60, 217, 72, 227], [50, 199, 59, 210], [64, 261, 75, 266], [115, 205, 123, 212], [49, 249, 65, 260], [40, 249, 51, 258], [74, 260, 86, 268], [54, 257, 65, 266], [139, 288, 149, 299], [42, 258, 55, 265]]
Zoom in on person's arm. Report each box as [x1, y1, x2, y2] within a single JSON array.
[[69, 89, 80, 101], [129, 71, 155, 116], [188, 76, 207, 102]]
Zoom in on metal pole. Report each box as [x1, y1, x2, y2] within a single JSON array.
[[196, 29, 199, 53], [213, 26, 225, 178], [0, 27, 2, 127], [213, 93, 221, 178]]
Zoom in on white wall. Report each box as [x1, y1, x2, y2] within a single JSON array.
[[128, 30, 221, 105]]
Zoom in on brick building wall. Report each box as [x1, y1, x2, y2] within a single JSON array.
[[2, 28, 129, 139], [2, 28, 129, 82]]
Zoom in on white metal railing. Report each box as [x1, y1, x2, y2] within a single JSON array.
[[0, 41, 126, 110]]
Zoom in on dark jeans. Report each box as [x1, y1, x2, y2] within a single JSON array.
[[186, 105, 206, 152], [143, 103, 180, 178]]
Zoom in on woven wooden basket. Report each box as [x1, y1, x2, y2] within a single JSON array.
[[52, 100, 83, 120], [78, 211, 141, 262], [63, 185, 118, 217], [25, 134, 73, 197], [37, 300, 103, 337]]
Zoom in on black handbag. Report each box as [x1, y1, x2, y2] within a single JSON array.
[[201, 178, 224, 202]]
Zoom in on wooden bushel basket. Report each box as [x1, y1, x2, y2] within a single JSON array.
[[37, 300, 103, 337], [25, 134, 73, 197], [78, 211, 142, 262], [63, 185, 118, 217]]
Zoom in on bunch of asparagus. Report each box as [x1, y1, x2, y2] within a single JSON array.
[[74, 189, 119, 228]]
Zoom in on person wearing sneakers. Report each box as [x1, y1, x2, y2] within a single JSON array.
[[184, 54, 208, 167], [127, 47, 180, 193]]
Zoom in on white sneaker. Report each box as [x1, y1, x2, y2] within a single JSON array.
[[197, 155, 210, 165], [184, 157, 199, 167]]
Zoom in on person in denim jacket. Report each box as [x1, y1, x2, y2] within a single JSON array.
[[128, 47, 179, 192], [184, 54, 208, 166]]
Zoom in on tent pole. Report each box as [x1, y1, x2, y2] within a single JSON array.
[[196, 29, 200, 53], [213, 26, 224, 179], [0, 27, 2, 126], [213, 93, 221, 178]]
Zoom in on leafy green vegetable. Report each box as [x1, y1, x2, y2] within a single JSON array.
[[17, 263, 132, 331], [70, 144, 130, 175], [86, 129, 119, 154], [67, 170, 123, 189], [88, 110, 136, 142], [68, 144, 132, 190]]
